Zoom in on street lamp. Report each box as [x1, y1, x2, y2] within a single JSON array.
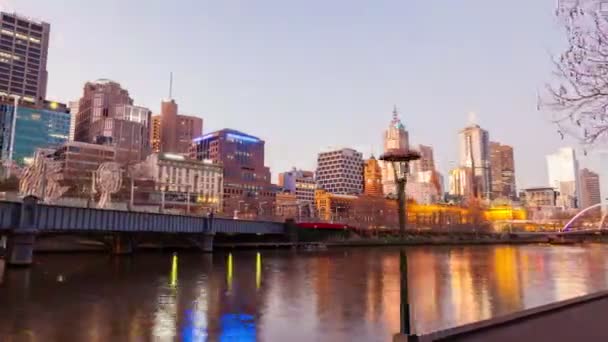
[[379, 148, 421, 238], [379, 148, 420, 340]]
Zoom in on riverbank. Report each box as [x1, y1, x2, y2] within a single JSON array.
[[9, 232, 606, 254]]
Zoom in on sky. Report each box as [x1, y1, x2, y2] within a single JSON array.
[[0, 0, 593, 188]]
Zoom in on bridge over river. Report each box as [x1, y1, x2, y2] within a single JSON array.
[[0, 197, 290, 266]]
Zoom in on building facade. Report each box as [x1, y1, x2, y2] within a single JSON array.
[[522, 187, 558, 207], [380, 107, 409, 197], [0, 102, 69, 165], [410, 144, 435, 174], [0, 12, 50, 106], [314, 189, 358, 221], [459, 124, 491, 199], [546, 147, 580, 209], [448, 167, 473, 199], [364, 156, 383, 197], [407, 144, 442, 204], [192, 129, 276, 216], [579, 168, 601, 209], [278, 168, 316, 203], [150, 115, 161, 153], [53, 141, 116, 197], [73, 80, 151, 163], [316, 148, 364, 195], [146, 153, 223, 213], [489, 141, 516, 200], [68, 100, 78, 141], [153, 99, 202, 155]]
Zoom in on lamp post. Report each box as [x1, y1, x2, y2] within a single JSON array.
[[379, 148, 421, 238], [379, 148, 420, 340]]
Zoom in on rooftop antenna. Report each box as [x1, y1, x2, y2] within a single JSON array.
[[393, 105, 398, 120], [169, 72, 173, 99]]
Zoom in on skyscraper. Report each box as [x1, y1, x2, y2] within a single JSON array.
[[448, 167, 473, 198], [364, 156, 383, 197], [316, 148, 364, 195], [0, 12, 50, 106], [459, 124, 490, 199], [192, 129, 275, 215], [73, 79, 151, 162], [68, 100, 79, 141], [152, 98, 202, 155], [546, 147, 580, 209], [150, 79, 203, 154], [408, 144, 442, 204], [380, 107, 409, 197], [410, 144, 435, 174], [489, 141, 516, 199], [579, 168, 601, 209]]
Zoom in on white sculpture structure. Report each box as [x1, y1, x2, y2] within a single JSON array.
[[19, 150, 69, 203], [93, 162, 123, 208]]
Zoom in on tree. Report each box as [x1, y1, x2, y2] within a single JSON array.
[[544, 0, 608, 145]]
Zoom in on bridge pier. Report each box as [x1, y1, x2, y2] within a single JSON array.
[[201, 233, 214, 253], [285, 219, 298, 247], [7, 196, 39, 266], [111, 234, 134, 255], [6, 229, 37, 266]]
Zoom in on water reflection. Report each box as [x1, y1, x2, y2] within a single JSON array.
[[0, 259, 4, 285], [0, 245, 608, 341]]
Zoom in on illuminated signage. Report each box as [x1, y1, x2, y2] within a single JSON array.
[[226, 133, 260, 143], [193, 133, 216, 142]]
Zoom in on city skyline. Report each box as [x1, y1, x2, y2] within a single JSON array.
[[1, 0, 594, 188]]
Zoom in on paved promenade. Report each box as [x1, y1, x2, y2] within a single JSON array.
[[415, 291, 608, 341]]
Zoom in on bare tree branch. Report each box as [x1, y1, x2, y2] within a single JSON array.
[[544, 1, 608, 145]]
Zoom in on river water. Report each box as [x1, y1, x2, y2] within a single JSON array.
[[1, 244, 608, 341]]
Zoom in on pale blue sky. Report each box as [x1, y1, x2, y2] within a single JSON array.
[[2, 0, 588, 188]]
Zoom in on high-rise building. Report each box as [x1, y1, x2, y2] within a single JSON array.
[[459, 124, 490, 199], [0, 101, 69, 165], [68, 100, 78, 141], [192, 129, 276, 215], [316, 148, 364, 195], [410, 144, 435, 174], [73, 79, 132, 143], [0, 12, 50, 106], [546, 147, 580, 209], [73, 79, 151, 163], [278, 168, 316, 203], [579, 168, 601, 209], [380, 107, 409, 197], [364, 156, 383, 197], [407, 144, 442, 203], [490, 141, 516, 199], [153, 98, 202, 155], [448, 167, 473, 198]]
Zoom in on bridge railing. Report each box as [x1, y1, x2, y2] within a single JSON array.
[[0, 200, 286, 235]]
